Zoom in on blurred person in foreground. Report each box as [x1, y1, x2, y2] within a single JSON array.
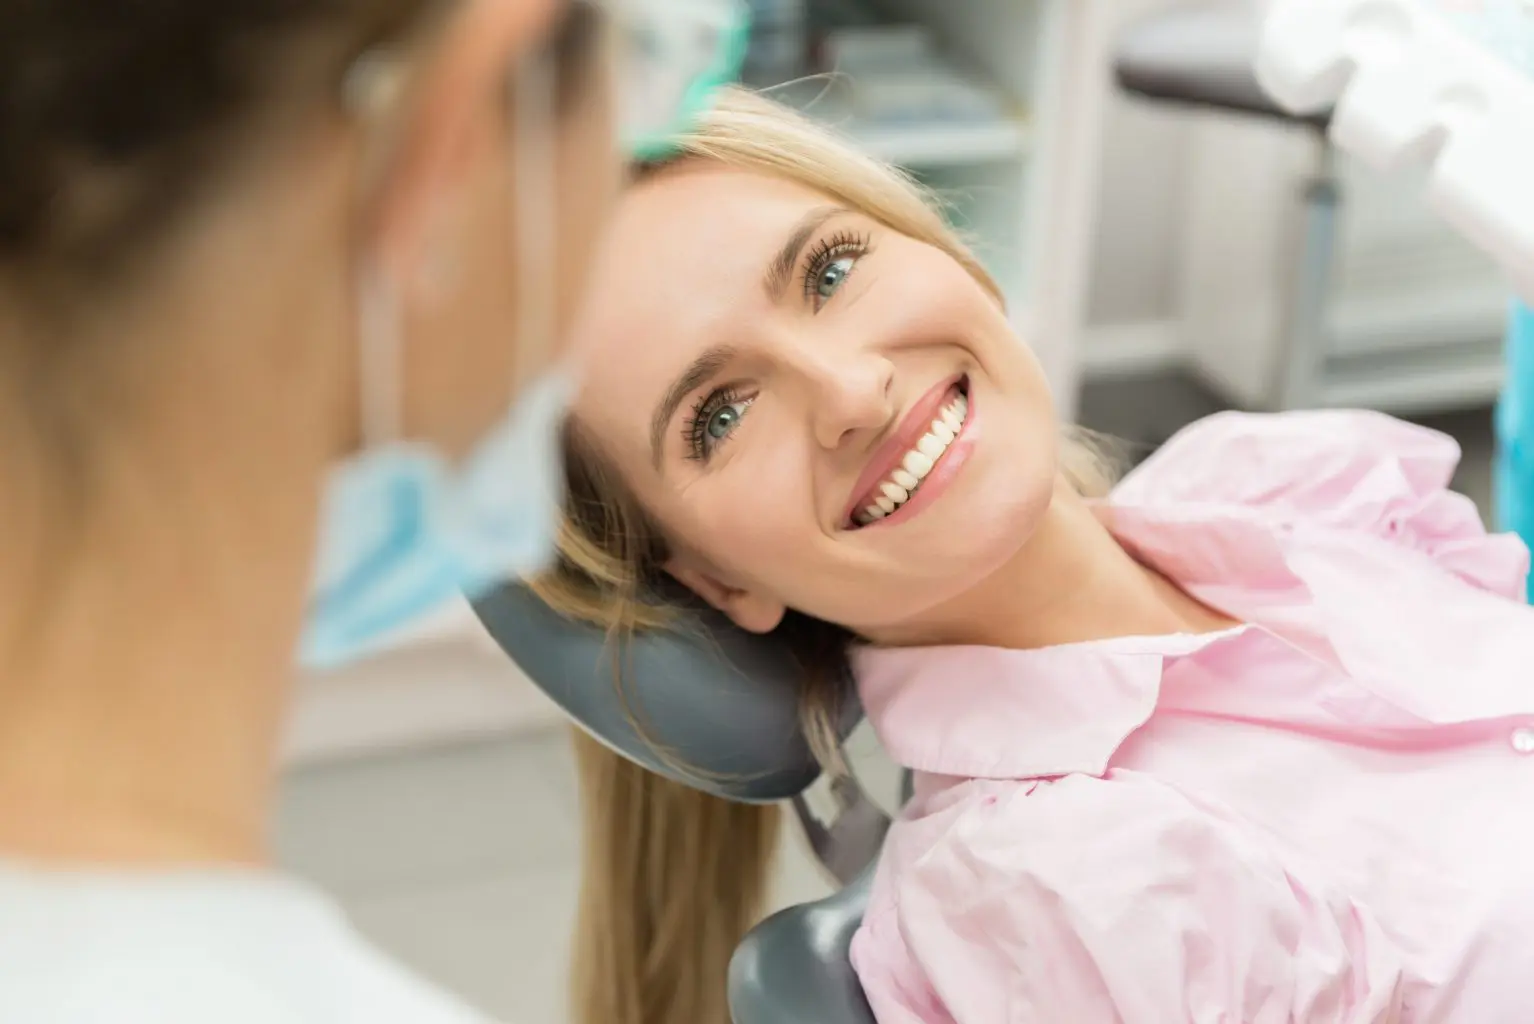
[[0, 0, 745, 1020]]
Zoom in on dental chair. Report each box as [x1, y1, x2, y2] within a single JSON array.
[[471, 582, 884, 1024]]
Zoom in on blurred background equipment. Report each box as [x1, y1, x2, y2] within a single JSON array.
[[1252, 0, 1534, 588], [1115, 0, 1339, 411], [1086, 2, 1515, 456], [1498, 300, 1534, 600]]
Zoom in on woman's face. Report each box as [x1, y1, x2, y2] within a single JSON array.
[[572, 164, 1060, 640]]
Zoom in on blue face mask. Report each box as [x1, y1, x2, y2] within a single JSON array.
[[298, 370, 574, 671]]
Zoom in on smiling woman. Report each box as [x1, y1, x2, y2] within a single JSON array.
[[531, 87, 1112, 1024]]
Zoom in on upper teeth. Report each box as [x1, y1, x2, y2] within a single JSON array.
[[857, 390, 969, 526]]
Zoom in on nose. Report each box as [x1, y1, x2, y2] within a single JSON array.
[[799, 348, 896, 450]]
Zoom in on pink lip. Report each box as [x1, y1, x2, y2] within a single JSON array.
[[842, 374, 975, 530]]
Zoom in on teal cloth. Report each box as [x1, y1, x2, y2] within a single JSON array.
[[1495, 300, 1534, 600]]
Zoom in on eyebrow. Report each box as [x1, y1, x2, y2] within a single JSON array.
[[763, 205, 846, 301], [650, 344, 739, 470]]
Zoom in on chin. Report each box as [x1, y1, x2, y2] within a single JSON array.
[[936, 478, 1050, 581], [827, 377, 1058, 631], [852, 463, 1054, 633]]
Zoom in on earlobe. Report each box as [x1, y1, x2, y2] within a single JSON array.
[[359, 0, 560, 288], [723, 591, 788, 635], [664, 562, 787, 636], [364, 99, 481, 299]]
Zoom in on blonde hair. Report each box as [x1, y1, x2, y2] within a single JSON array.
[[533, 87, 1113, 1024]]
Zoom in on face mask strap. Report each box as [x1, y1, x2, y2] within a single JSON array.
[[343, 50, 411, 448], [356, 263, 405, 446], [511, 52, 560, 392]]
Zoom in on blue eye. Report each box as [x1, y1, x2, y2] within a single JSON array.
[[686, 389, 753, 461], [814, 255, 857, 301], [707, 399, 749, 441], [802, 231, 871, 310]]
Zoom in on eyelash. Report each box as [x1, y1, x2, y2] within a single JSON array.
[[683, 384, 751, 462], [802, 230, 872, 306]]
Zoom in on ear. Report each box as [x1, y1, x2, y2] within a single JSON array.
[[363, 0, 561, 286], [665, 560, 788, 636]]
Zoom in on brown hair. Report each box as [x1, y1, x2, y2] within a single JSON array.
[[532, 88, 1114, 1024], [0, 0, 431, 287]]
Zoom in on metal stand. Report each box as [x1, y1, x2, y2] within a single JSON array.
[[1273, 138, 1342, 410]]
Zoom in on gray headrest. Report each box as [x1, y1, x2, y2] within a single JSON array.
[[470, 582, 861, 804], [1115, 1, 1330, 127]]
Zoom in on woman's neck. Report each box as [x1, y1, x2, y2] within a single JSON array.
[[0, 492, 305, 867], [903, 477, 1235, 651], [0, 195, 346, 870]]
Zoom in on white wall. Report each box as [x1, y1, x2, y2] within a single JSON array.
[[1084, 0, 1197, 330]]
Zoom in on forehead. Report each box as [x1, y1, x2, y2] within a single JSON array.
[[571, 164, 833, 457]]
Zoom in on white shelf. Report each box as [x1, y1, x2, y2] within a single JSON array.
[[767, 78, 1031, 168], [1328, 281, 1510, 359], [1320, 360, 1504, 414], [1319, 339, 1506, 414], [283, 598, 564, 766], [836, 116, 1030, 167]]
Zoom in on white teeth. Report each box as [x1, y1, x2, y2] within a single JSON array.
[[904, 451, 935, 480], [854, 384, 971, 526]]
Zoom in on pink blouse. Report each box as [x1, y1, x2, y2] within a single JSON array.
[[848, 410, 1534, 1023]]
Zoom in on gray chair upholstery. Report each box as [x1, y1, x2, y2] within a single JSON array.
[[471, 581, 860, 802], [1115, 1, 1330, 127], [729, 865, 878, 1024], [470, 581, 881, 1024]]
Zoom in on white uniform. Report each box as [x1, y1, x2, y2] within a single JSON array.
[[0, 864, 498, 1023]]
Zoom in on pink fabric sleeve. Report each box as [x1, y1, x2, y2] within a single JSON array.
[[891, 775, 1406, 1023], [1113, 410, 1529, 600]]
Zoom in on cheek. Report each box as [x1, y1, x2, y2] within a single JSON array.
[[879, 251, 1041, 387], [967, 376, 1059, 540], [677, 452, 820, 590]]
